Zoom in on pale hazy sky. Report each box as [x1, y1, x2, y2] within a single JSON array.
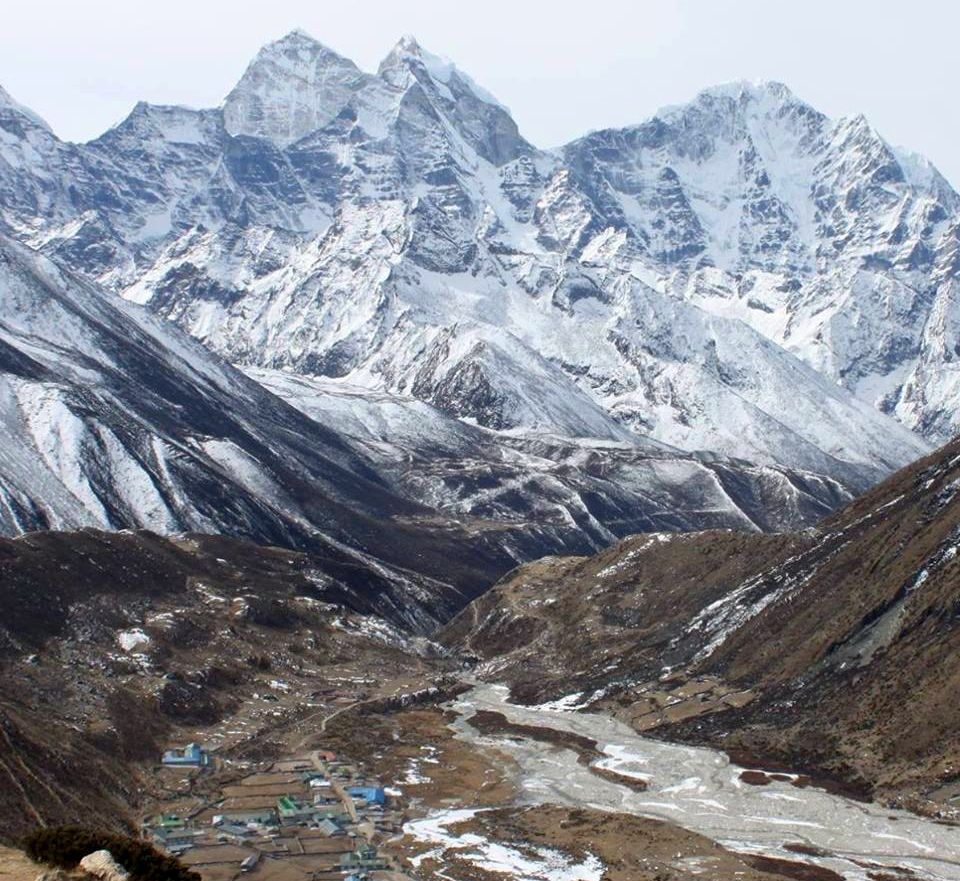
[[4, 0, 959, 184]]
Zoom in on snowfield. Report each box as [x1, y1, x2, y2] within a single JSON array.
[[405, 808, 604, 881]]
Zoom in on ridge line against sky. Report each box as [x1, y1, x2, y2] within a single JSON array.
[[4, 0, 959, 187]]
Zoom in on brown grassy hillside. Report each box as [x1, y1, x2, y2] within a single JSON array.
[[444, 436, 960, 811]]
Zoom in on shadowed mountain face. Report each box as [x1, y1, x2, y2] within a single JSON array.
[[0, 35, 941, 495], [0, 230, 557, 631], [443, 433, 960, 808]]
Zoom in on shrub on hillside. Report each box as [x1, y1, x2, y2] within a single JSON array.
[[22, 825, 200, 881]]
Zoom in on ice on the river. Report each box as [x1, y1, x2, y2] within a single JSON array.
[[452, 682, 960, 881], [594, 744, 651, 782], [405, 808, 604, 881], [529, 692, 592, 712]]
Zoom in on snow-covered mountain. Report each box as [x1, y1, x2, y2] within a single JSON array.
[[251, 369, 852, 537], [0, 32, 951, 513], [0, 228, 526, 629], [0, 226, 855, 627], [564, 82, 960, 442]]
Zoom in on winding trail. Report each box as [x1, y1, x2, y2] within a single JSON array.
[[288, 691, 407, 751]]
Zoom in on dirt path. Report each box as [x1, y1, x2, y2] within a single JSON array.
[[288, 694, 386, 752]]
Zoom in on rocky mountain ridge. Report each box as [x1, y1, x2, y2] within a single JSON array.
[[0, 229, 534, 631], [0, 33, 944, 496], [0, 225, 854, 630]]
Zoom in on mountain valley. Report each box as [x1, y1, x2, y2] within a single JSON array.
[[443, 431, 960, 817], [1, 23, 959, 881]]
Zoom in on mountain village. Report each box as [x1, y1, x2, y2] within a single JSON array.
[[1, 11, 960, 881], [146, 743, 401, 881]]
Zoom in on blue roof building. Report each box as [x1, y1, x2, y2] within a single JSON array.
[[161, 743, 209, 767], [346, 785, 385, 806]]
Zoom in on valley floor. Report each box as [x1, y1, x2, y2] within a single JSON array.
[[134, 676, 960, 881], [446, 682, 960, 881]]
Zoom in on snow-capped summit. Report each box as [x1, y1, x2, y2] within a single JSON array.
[[220, 29, 529, 166], [378, 34, 509, 111], [660, 79, 809, 117], [710, 78, 796, 98], [0, 36, 954, 511], [223, 29, 373, 145], [376, 34, 529, 166], [378, 33, 428, 70], [562, 80, 960, 442]]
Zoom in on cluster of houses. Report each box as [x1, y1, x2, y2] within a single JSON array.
[[210, 777, 385, 829], [145, 744, 397, 880], [145, 814, 202, 853]]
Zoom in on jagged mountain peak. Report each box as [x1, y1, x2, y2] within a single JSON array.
[[0, 83, 53, 133], [378, 34, 508, 112], [222, 30, 371, 145], [394, 33, 424, 54], [653, 78, 826, 133], [220, 29, 521, 150], [96, 100, 220, 142], [375, 35, 530, 166], [380, 33, 445, 70], [828, 111, 899, 155], [566, 78, 827, 165], [893, 145, 960, 204], [255, 28, 357, 68], [825, 111, 948, 195]]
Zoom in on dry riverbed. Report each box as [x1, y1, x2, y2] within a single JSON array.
[[423, 683, 960, 881]]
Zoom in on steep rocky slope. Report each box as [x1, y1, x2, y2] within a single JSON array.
[[0, 229, 854, 608], [444, 435, 960, 810], [0, 230, 400, 539], [254, 369, 851, 538], [1, 230, 564, 629], [0, 33, 935, 494], [0, 528, 454, 841], [441, 530, 806, 688]]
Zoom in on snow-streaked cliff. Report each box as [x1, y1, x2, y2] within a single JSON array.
[[0, 33, 950, 505]]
